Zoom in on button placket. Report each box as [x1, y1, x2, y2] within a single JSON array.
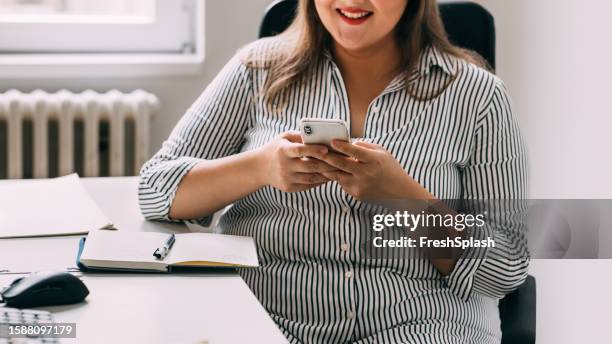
[[341, 243, 350, 252], [329, 61, 351, 126], [347, 310, 356, 320]]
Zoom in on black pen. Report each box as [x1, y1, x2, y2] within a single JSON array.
[[153, 234, 176, 260]]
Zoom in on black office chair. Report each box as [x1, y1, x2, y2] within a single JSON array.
[[259, 0, 496, 69], [259, 1, 535, 344]]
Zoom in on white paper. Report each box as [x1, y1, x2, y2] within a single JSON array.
[[168, 232, 259, 267], [0, 174, 113, 238]]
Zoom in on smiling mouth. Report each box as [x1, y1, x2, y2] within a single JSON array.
[[336, 8, 374, 24]]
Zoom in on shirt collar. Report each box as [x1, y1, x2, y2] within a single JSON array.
[[418, 45, 457, 77], [323, 45, 456, 95]]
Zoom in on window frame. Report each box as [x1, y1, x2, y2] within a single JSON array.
[[0, 0, 205, 78]]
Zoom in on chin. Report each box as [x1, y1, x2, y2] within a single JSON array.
[[335, 39, 376, 53], [337, 41, 365, 51]]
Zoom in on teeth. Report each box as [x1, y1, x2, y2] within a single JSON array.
[[339, 10, 371, 19]]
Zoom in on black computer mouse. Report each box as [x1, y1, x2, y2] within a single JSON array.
[[1, 271, 89, 309]]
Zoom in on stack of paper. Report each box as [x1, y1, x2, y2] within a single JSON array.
[[0, 174, 113, 239]]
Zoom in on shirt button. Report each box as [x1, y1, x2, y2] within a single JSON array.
[[345, 270, 353, 279], [341, 243, 350, 252], [372, 105, 380, 113], [442, 278, 449, 289], [347, 311, 355, 320], [341, 206, 350, 214]]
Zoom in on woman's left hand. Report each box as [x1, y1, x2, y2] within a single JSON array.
[[318, 140, 431, 201]]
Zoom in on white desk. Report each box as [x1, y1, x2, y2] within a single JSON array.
[[0, 177, 288, 344]]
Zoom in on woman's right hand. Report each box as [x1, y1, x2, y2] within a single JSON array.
[[257, 131, 337, 192]]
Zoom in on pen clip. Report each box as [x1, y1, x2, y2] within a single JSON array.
[[153, 247, 166, 260]]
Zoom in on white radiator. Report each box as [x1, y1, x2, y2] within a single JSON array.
[[0, 89, 159, 179]]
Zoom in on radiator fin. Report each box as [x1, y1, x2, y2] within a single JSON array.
[[0, 89, 159, 179]]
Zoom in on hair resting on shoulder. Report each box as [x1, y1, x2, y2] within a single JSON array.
[[243, 0, 489, 107]]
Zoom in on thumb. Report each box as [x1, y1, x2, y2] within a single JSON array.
[[281, 131, 303, 144], [354, 141, 381, 150]]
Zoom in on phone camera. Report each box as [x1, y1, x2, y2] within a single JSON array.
[[303, 125, 313, 136]]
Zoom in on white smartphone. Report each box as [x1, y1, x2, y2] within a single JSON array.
[[299, 118, 350, 151]]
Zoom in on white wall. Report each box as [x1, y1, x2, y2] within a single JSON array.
[[475, 0, 612, 198], [0, 0, 272, 159], [473, 2, 612, 343]]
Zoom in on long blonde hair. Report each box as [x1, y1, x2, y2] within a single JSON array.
[[247, 0, 487, 106]]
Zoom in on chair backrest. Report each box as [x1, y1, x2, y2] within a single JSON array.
[[259, 0, 496, 70], [499, 275, 537, 344]]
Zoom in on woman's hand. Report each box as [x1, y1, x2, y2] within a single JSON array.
[[258, 132, 338, 192], [319, 140, 434, 201]]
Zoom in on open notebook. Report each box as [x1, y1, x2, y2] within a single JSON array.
[[79, 230, 259, 272]]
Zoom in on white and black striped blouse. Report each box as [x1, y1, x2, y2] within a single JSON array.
[[139, 37, 529, 344]]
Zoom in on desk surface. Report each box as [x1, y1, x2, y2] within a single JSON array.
[[0, 177, 288, 344]]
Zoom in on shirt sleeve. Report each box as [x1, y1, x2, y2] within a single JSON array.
[[138, 53, 254, 224], [446, 80, 530, 302]]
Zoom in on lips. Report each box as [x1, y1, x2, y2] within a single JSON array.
[[336, 7, 373, 25]]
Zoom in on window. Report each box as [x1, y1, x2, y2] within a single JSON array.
[[0, 0, 205, 77], [0, 0, 201, 54], [0, 0, 156, 18]]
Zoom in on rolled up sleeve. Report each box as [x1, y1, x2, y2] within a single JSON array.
[[446, 80, 530, 302], [138, 53, 254, 223]]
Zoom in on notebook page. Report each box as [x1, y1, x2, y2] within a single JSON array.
[[80, 230, 169, 272], [0, 174, 113, 238], [168, 233, 259, 268]]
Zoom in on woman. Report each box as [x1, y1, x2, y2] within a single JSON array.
[[139, 0, 529, 343]]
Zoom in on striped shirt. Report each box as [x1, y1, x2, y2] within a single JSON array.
[[139, 37, 529, 344]]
